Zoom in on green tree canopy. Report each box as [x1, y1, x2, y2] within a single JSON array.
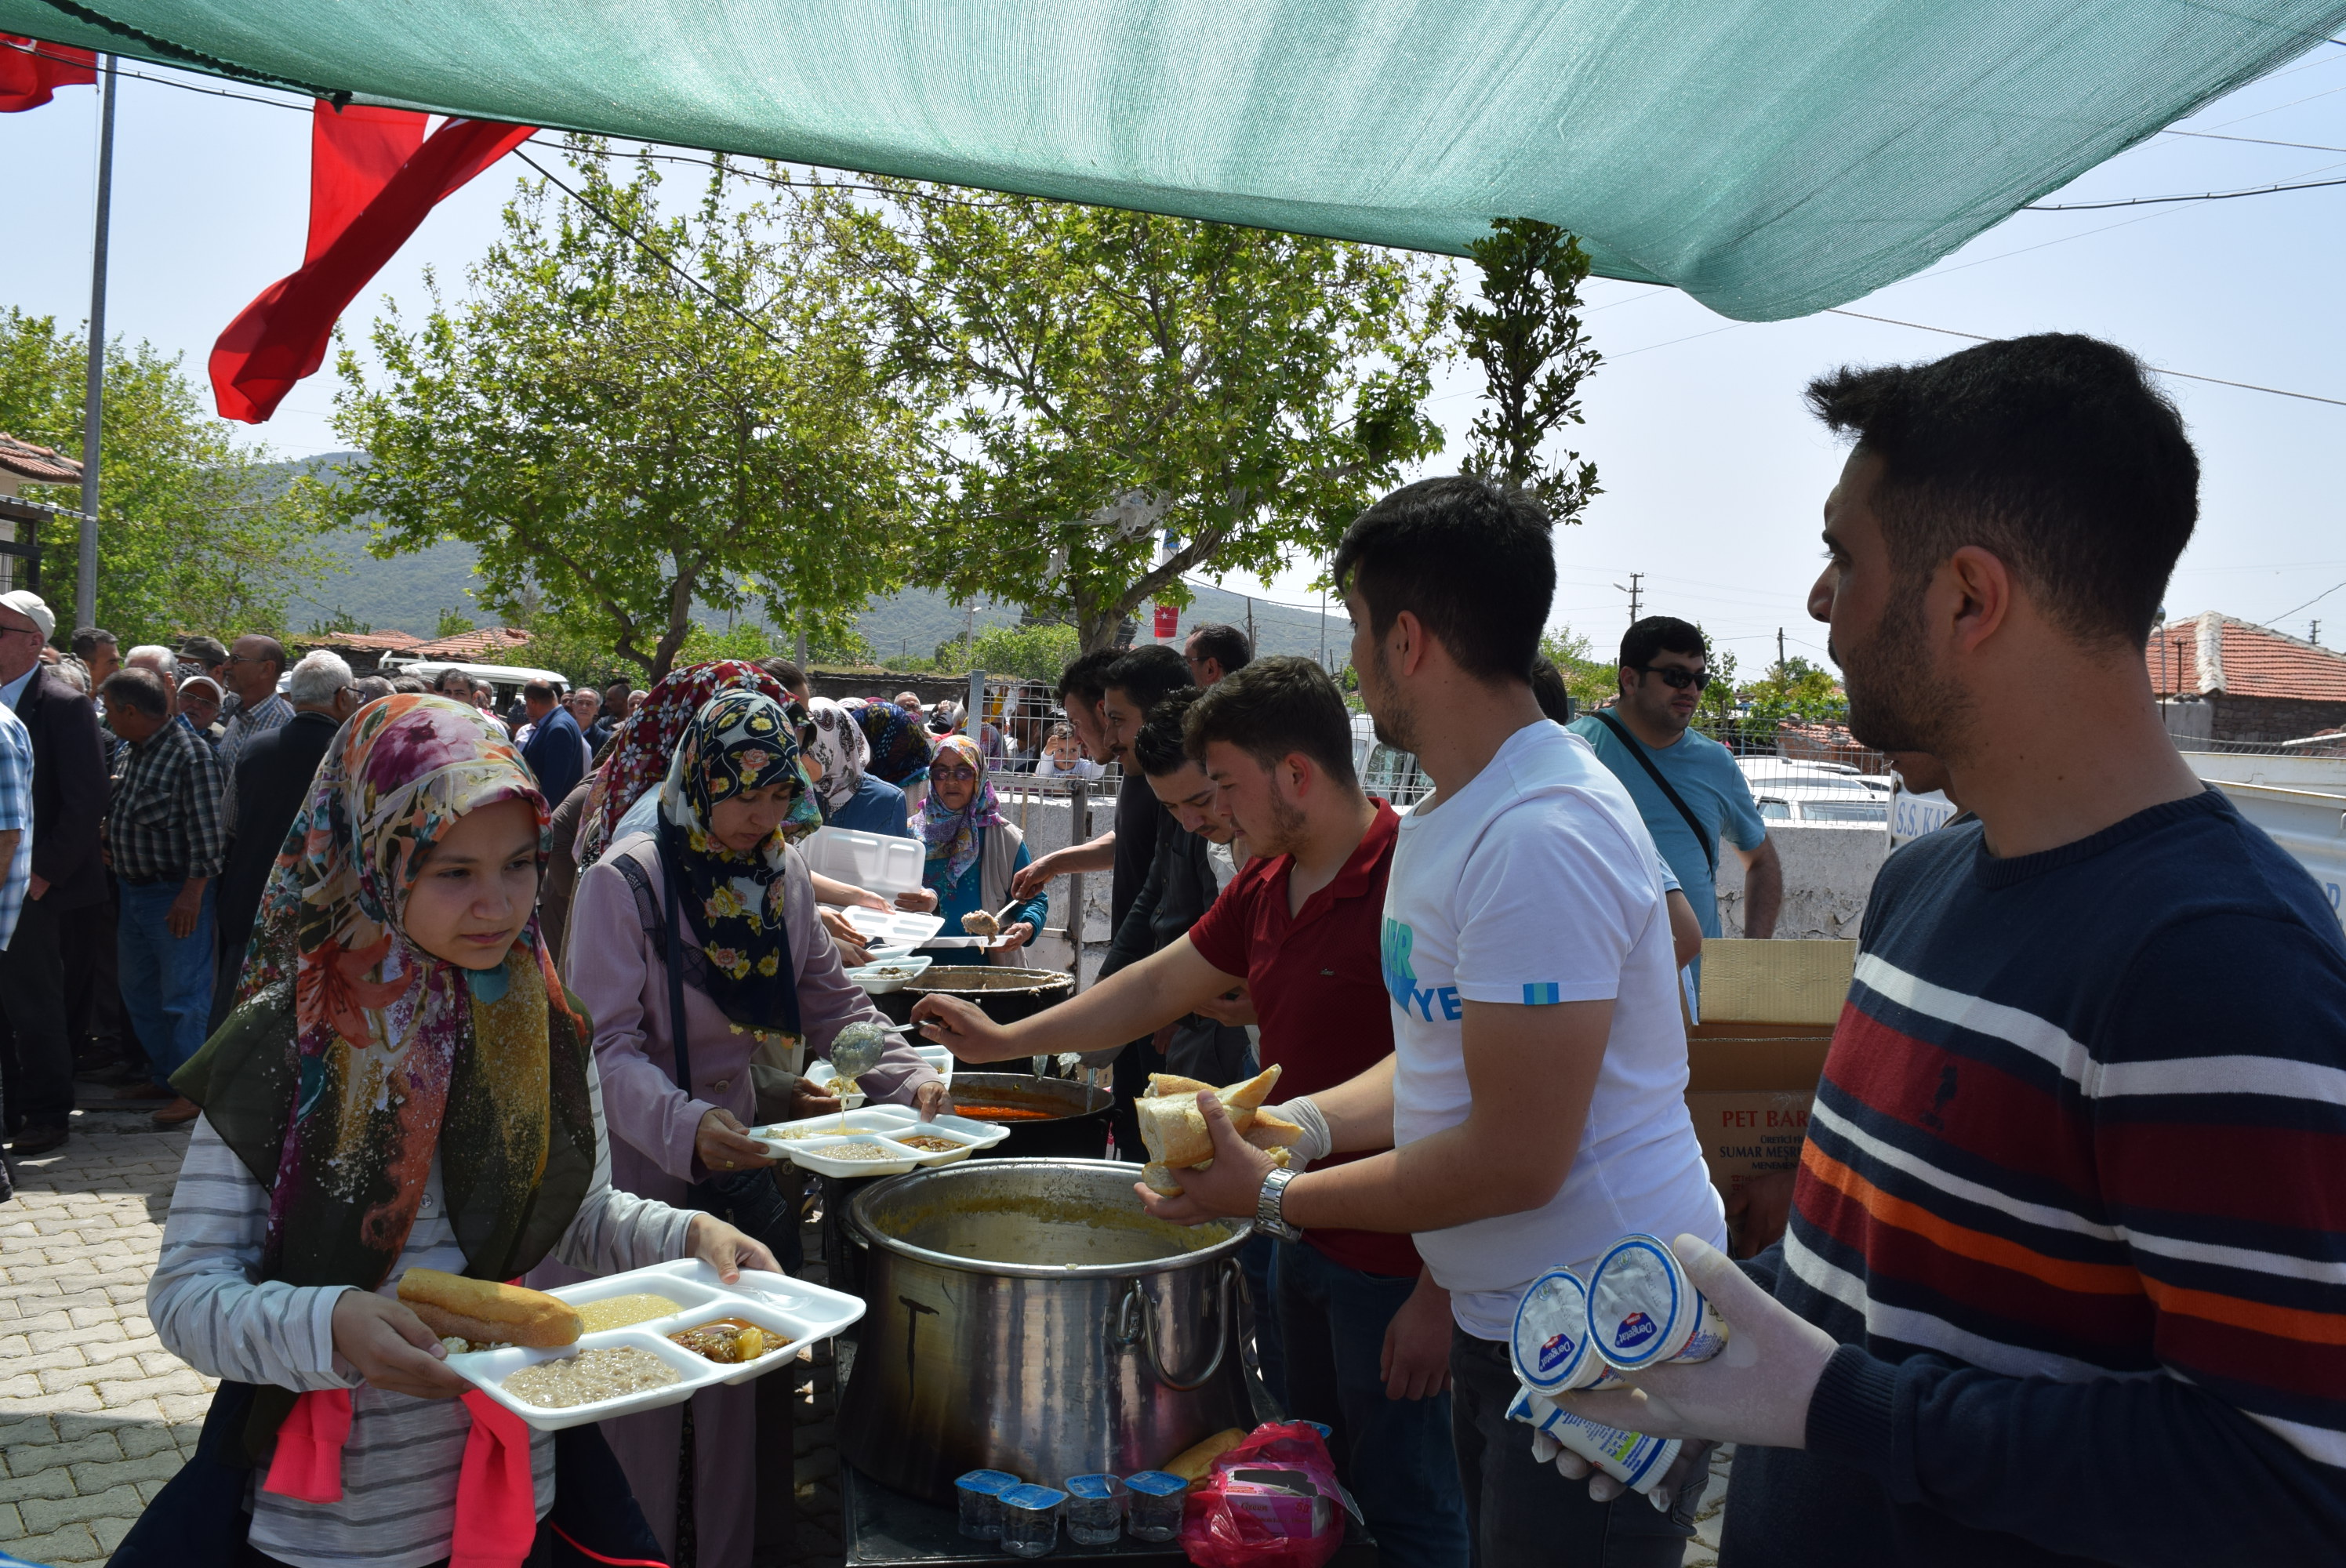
[[1741, 655, 1848, 728], [0, 308, 320, 646], [840, 186, 1453, 652], [1456, 219, 1602, 524], [322, 147, 926, 681]]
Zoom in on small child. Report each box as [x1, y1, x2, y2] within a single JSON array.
[[1034, 721, 1104, 779]]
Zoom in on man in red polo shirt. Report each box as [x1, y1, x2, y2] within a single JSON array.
[[913, 656, 1468, 1568]]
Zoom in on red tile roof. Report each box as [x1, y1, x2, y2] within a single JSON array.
[[0, 434, 81, 486], [296, 630, 423, 652], [409, 626, 534, 660], [2147, 613, 2346, 702]]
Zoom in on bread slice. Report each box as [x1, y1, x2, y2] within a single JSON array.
[[397, 1267, 582, 1348], [1135, 1065, 1292, 1170]]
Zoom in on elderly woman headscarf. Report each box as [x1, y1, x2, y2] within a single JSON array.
[[852, 697, 935, 796], [129, 695, 764, 1568], [804, 695, 913, 838], [548, 688, 945, 1568], [913, 735, 1047, 960]]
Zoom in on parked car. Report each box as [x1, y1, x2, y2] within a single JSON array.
[[1349, 712, 1434, 806], [379, 657, 570, 710], [1738, 757, 1890, 825]]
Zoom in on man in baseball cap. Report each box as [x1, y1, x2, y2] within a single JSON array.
[[0, 590, 55, 644]]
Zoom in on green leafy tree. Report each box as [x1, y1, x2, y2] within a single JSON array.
[[1740, 655, 1847, 728], [1455, 220, 1602, 523], [959, 620, 1081, 681], [322, 147, 926, 681], [0, 308, 321, 645], [839, 187, 1453, 651], [432, 605, 476, 639], [1538, 624, 1617, 710]]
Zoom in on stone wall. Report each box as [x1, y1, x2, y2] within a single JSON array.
[[2212, 694, 2346, 745], [1714, 821, 1891, 940]]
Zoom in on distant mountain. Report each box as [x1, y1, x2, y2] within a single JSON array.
[[279, 452, 1346, 665]]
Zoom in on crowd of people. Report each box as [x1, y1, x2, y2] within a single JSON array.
[[2, 332, 2341, 1568]]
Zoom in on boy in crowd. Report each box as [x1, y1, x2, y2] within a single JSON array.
[[915, 656, 1469, 1566], [1135, 477, 1724, 1564], [1554, 334, 2346, 1564]]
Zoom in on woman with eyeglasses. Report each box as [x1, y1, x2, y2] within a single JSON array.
[[913, 735, 1047, 962]]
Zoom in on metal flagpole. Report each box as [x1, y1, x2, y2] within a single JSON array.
[[76, 54, 117, 631]]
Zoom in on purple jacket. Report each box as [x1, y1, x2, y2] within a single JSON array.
[[566, 829, 940, 1207]]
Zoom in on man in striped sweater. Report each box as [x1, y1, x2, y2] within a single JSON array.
[[1558, 333, 2346, 1563]]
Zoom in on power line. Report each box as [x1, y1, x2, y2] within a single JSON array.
[[2024, 169, 2346, 210], [2270, 579, 2346, 626], [1821, 309, 2346, 408]]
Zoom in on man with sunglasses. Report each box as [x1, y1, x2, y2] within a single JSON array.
[[1569, 616, 1781, 942]]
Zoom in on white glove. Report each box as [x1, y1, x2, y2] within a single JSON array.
[[1262, 1096, 1331, 1167]]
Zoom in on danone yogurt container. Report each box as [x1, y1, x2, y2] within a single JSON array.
[[1507, 1386, 1681, 1497], [1587, 1234, 1731, 1371], [1511, 1269, 1622, 1394]]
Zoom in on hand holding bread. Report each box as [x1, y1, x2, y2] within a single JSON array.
[[395, 1267, 583, 1349], [1135, 1067, 1302, 1196]]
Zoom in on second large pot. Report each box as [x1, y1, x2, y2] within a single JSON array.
[[837, 1158, 1253, 1503]]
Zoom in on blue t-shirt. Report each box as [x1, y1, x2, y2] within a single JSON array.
[[1567, 715, 1765, 936], [825, 775, 912, 838]]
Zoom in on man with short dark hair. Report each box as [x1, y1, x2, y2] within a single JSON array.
[[72, 626, 119, 688], [0, 591, 111, 1156], [1570, 616, 1781, 940], [518, 679, 586, 805], [915, 657, 1471, 1566], [209, 652, 358, 1033], [1552, 334, 2346, 1566], [762, 659, 812, 702], [215, 633, 291, 826], [100, 666, 226, 1128], [1183, 622, 1252, 687], [1134, 476, 1724, 1563]]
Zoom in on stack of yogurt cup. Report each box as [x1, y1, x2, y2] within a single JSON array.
[[1505, 1234, 1730, 1508]]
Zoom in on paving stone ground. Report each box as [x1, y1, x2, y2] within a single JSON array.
[[4, 1110, 1728, 1567]]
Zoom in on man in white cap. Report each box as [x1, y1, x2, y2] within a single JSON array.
[[0, 591, 111, 1158]]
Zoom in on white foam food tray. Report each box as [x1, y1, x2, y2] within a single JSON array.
[[445, 1259, 865, 1431], [750, 1104, 1008, 1157], [841, 909, 946, 949], [783, 1124, 999, 1178], [845, 955, 932, 993]]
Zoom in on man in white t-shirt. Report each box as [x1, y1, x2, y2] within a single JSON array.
[[1139, 476, 1725, 1563]]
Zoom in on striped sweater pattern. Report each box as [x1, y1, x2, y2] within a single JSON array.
[[1727, 789, 2346, 1566]]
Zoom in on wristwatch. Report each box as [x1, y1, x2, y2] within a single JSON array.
[[1255, 1167, 1301, 1242]]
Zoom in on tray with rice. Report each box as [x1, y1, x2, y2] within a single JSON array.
[[440, 1258, 865, 1429]]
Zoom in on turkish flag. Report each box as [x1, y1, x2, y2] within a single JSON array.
[[0, 35, 96, 112], [210, 103, 534, 423]]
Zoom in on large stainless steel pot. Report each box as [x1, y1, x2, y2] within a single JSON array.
[[838, 1158, 1253, 1503]]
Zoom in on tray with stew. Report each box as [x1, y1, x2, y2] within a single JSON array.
[[440, 1258, 866, 1429]]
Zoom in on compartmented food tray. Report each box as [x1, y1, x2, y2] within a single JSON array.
[[841, 909, 946, 949], [845, 955, 933, 993], [749, 1104, 1009, 1168], [444, 1259, 865, 1430]]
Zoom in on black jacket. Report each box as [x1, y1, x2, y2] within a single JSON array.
[[15, 666, 110, 911], [209, 710, 340, 1029]]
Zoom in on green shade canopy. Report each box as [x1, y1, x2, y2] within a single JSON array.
[[9, 1, 2344, 319]]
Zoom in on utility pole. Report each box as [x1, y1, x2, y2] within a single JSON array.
[[1613, 573, 1643, 624], [1244, 594, 1255, 654], [1777, 627, 1786, 670], [2312, 620, 2322, 647], [76, 55, 117, 633]]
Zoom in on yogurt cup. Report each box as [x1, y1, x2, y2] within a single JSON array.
[[1586, 1234, 1731, 1371], [1507, 1387, 1681, 1497], [953, 1468, 1021, 1541], [1511, 1268, 1622, 1394]]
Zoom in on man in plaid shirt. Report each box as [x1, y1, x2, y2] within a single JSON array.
[[0, 699, 31, 955], [98, 667, 225, 1128]]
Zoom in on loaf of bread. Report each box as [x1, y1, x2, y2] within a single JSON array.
[[397, 1267, 582, 1348], [1138, 1145, 1290, 1197], [1135, 1065, 1287, 1171], [1165, 1427, 1249, 1486]]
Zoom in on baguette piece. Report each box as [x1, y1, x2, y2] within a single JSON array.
[[1134, 1066, 1286, 1170], [397, 1267, 582, 1348], [1139, 1145, 1290, 1197], [1165, 1427, 1250, 1486]]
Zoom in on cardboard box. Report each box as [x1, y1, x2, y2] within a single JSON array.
[[1683, 940, 1855, 1219]]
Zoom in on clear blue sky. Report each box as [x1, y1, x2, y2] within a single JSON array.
[[8, 40, 2345, 666]]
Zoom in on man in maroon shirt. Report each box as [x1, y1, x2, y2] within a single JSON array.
[[914, 656, 1468, 1568]]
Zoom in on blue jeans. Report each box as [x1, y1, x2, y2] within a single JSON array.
[[118, 880, 216, 1091], [1273, 1240, 1469, 1568]]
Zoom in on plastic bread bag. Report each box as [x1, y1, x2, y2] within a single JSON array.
[[1178, 1421, 1360, 1568]]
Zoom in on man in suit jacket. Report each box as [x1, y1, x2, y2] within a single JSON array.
[[517, 679, 586, 807], [0, 592, 111, 1157], [207, 651, 358, 1035]]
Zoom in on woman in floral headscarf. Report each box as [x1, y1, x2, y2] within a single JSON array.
[[914, 734, 1048, 962], [129, 695, 770, 1568], [554, 689, 944, 1568], [852, 695, 935, 808]]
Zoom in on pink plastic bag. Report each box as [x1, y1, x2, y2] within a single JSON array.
[[1179, 1422, 1349, 1568]]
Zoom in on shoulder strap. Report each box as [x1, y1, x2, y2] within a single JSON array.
[[611, 848, 693, 1091], [1592, 710, 1716, 873]]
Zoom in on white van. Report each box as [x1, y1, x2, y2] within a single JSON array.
[[380, 657, 570, 711]]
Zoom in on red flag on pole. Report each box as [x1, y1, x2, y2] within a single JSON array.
[[0, 35, 96, 111], [210, 104, 534, 423]]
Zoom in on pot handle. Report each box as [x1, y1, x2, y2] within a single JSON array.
[[1117, 1261, 1236, 1393]]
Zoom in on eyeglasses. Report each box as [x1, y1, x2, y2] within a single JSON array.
[[1637, 665, 1712, 691], [223, 652, 268, 666], [934, 766, 980, 783]]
